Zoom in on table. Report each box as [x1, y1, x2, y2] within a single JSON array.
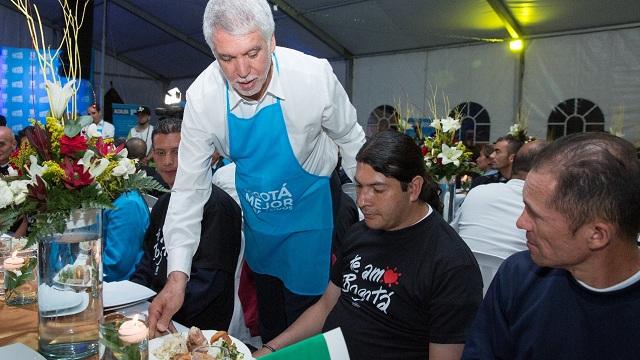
[[0, 300, 185, 358]]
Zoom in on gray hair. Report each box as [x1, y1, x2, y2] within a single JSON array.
[[202, 0, 275, 53]]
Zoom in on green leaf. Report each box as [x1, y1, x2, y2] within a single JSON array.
[[78, 115, 93, 127], [64, 122, 83, 137]]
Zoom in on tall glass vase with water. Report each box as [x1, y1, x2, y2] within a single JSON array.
[[38, 209, 103, 359]]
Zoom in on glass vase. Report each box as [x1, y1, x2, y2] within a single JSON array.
[[38, 208, 103, 359], [438, 176, 456, 222]]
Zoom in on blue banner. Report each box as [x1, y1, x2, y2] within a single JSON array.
[[112, 103, 141, 139], [0, 46, 93, 133]]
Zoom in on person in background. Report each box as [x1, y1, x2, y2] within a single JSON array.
[[128, 106, 154, 158], [452, 140, 546, 260], [0, 126, 16, 175], [149, 0, 366, 341], [254, 131, 482, 359], [462, 132, 640, 359], [131, 117, 242, 330], [475, 144, 496, 176], [83, 104, 115, 139], [126, 137, 148, 165], [470, 135, 522, 189]]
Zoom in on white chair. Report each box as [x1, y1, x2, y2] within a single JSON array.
[[472, 251, 505, 297]]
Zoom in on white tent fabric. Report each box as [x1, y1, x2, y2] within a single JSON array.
[[523, 28, 640, 142]]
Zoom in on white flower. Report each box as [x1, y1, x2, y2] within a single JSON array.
[[26, 155, 48, 180], [0, 180, 13, 209], [509, 123, 521, 136], [9, 180, 30, 205], [78, 150, 110, 178], [437, 144, 463, 167], [430, 118, 442, 130], [117, 147, 128, 158], [7, 166, 18, 177], [46, 80, 75, 119], [111, 158, 136, 179], [441, 117, 461, 133], [84, 123, 101, 138]]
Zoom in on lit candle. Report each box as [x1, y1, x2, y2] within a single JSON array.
[[3, 251, 24, 271], [118, 314, 148, 344]]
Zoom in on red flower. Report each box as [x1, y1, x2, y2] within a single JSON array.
[[25, 125, 51, 161], [420, 145, 428, 156], [62, 157, 93, 189], [60, 135, 88, 157], [95, 138, 125, 157]]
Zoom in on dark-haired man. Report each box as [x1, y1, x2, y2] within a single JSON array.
[[255, 131, 482, 360], [453, 140, 546, 260], [83, 104, 114, 139], [470, 135, 522, 189], [462, 133, 640, 359], [131, 117, 242, 330]]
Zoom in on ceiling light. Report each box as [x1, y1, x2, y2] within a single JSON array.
[[509, 39, 524, 52]]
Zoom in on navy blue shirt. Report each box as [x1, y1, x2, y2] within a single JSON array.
[[463, 251, 640, 360]]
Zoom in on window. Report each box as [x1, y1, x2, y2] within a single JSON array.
[[547, 98, 605, 141], [366, 105, 398, 138], [450, 102, 491, 144]]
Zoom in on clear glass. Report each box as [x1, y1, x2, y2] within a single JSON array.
[[4, 248, 37, 305], [192, 345, 230, 360], [438, 176, 456, 222], [99, 312, 149, 360], [38, 208, 103, 359]]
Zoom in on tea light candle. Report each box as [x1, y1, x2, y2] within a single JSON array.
[[118, 314, 148, 344], [3, 251, 24, 271]]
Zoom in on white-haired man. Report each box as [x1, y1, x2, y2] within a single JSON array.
[[149, 0, 366, 344]]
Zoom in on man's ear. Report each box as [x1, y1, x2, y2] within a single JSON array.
[[584, 221, 613, 251], [408, 175, 424, 202], [509, 153, 517, 163], [271, 35, 276, 53]]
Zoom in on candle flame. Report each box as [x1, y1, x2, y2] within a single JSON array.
[[12, 251, 17, 258], [132, 314, 139, 322]]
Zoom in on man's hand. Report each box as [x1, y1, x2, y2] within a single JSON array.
[[148, 271, 188, 338]]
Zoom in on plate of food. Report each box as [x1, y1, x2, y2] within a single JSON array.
[[53, 264, 94, 288], [150, 327, 252, 360]]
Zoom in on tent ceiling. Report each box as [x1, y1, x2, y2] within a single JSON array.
[[3, 0, 640, 82]]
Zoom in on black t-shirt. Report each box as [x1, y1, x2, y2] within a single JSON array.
[[323, 211, 483, 360], [130, 185, 242, 329]]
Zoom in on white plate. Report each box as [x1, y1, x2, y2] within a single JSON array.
[[103, 280, 157, 308], [38, 284, 83, 312], [0, 343, 46, 359], [53, 264, 94, 289], [149, 330, 253, 360], [41, 292, 89, 318]]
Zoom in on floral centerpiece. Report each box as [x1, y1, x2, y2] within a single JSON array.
[[0, 0, 165, 248], [420, 90, 475, 183], [508, 109, 535, 143], [0, 1, 165, 357]]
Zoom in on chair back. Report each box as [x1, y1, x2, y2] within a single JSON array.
[[472, 251, 505, 296]]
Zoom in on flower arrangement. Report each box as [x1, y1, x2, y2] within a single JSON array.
[[0, 0, 164, 247], [508, 109, 535, 143], [420, 90, 475, 182]]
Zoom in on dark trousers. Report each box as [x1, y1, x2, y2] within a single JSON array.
[[254, 272, 321, 343]]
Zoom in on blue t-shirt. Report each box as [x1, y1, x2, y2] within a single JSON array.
[[103, 191, 149, 281], [463, 251, 640, 360]]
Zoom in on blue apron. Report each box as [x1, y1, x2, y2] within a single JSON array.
[[226, 55, 334, 295]]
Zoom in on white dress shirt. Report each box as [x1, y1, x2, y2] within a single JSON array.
[[82, 119, 115, 139], [164, 46, 365, 276], [451, 179, 527, 259]]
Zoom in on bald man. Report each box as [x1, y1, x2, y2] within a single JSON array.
[[0, 126, 17, 175]]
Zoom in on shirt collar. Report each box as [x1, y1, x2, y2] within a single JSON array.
[[227, 55, 285, 111]]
